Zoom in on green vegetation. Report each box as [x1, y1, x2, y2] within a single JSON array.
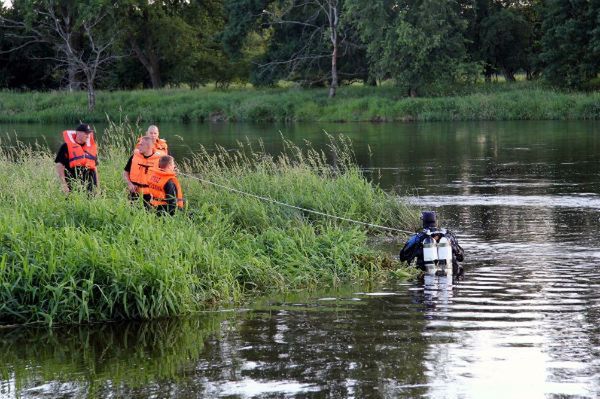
[[0, 83, 599, 124], [0, 122, 418, 326], [1, 1, 598, 106]]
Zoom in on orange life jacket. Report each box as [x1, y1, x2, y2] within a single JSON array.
[[129, 151, 161, 194], [136, 136, 168, 154], [63, 130, 97, 170], [147, 169, 184, 208]]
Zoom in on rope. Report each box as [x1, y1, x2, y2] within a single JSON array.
[[180, 172, 414, 235]]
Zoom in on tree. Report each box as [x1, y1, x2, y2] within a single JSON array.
[[347, 0, 476, 96], [463, 0, 542, 82], [0, 0, 120, 110], [224, 0, 366, 97], [479, 8, 531, 81], [0, 4, 58, 89], [120, 0, 226, 89], [540, 0, 600, 88]]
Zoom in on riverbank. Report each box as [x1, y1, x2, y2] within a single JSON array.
[[0, 123, 418, 326], [1, 83, 599, 124]]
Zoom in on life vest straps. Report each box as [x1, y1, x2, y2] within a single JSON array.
[[68, 151, 98, 163], [63, 130, 97, 170]]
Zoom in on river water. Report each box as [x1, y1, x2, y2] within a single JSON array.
[[1, 121, 599, 398]]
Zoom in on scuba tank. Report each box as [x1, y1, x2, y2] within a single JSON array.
[[436, 236, 453, 277], [422, 236, 438, 275]]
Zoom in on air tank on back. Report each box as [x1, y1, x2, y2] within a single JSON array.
[[437, 236, 453, 277], [422, 236, 438, 275]]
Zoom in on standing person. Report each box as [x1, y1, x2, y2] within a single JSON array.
[[55, 123, 99, 194], [147, 155, 184, 215], [123, 136, 162, 206], [136, 125, 168, 154], [400, 211, 465, 277]]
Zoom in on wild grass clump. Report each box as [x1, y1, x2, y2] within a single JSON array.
[[0, 123, 417, 325], [0, 82, 598, 123]]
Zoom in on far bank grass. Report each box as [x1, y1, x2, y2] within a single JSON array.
[[0, 82, 599, 124], [0, 123, 418, 326]]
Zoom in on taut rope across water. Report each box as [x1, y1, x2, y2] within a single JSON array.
[[180, 172, 414, 235]]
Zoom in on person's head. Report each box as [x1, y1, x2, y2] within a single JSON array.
[[159, 155, 175, 172], [421, 211, 437, 229], [146, 125, 159, 141], [75, 123, 93, 145], [139, 136, 154, 156]]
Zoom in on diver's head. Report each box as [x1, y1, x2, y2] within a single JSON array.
[[421, 211, 437, 229]]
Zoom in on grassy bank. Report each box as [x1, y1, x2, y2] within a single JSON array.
[[0, 123, 418, 325], [0, 82, 599, 124]]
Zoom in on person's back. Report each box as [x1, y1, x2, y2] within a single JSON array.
[[400, 211, 464, 277]]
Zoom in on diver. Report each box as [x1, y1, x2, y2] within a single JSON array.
[[400, 211, 464, 278]]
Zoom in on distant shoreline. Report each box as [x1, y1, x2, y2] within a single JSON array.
[[1, 83, 598, 124]]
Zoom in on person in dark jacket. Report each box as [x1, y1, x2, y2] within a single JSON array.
[[400, 211, 464, 277]]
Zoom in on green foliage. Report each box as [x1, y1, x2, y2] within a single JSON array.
[[479, 7, 533, 80], [540, 0, 600, 89], [2, 0, 598, 93], [347, 0, 476, 95], [0, 123, 415, 325], [117, 0, 231, 89]]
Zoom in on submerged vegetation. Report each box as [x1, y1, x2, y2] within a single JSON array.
[[0, 122, 418, 326], [1, 83, 599, 124]]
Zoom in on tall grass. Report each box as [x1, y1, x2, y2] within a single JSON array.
[[0, 122, 418, 325], [0, 82, 598, 123]]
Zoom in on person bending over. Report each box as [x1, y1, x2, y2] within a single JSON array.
[[147, 155, 184, 215]]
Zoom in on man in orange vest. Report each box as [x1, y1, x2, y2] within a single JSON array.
[[123, 136, 162, 206], [147, 155, 184, 215], [55, 123, 99, 194]]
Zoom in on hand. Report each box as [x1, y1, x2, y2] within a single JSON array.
[[127, 182, 137, 193], [61, 182, 70, 194]]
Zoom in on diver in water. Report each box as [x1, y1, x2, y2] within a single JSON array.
[[400, 211, 464, 278]]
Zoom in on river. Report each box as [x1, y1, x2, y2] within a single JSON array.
[[1, 120, 599, 398]]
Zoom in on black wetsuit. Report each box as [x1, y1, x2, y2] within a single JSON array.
[[400, 228, 464, 275]]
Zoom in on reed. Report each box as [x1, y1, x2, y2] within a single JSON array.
[[0, 82, 598, 123], [0, 122, 418, 325]]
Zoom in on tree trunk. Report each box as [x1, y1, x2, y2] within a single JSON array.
[[328, 3, 339, 98], [504, 69, 516, 82], [87, 78, 96, 111], [329, 44, 338, 97], [67, 63, 78, 91], [130, 40, 162, 88], [148, 57, 162, 89], [484, 64, 493, 83]]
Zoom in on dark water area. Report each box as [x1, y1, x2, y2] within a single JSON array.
[[1, 120, 600, 398]]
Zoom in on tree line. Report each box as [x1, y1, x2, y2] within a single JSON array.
[[1, 0, 598, 108]]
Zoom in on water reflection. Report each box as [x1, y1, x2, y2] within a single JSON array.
[[0, 316, 225, 398]]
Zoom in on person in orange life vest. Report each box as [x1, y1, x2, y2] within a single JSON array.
[[147, 155, 184, 216], [123, 136, 162, 206], [135, 125, 168, 154], [55, 123, 99, 194]]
